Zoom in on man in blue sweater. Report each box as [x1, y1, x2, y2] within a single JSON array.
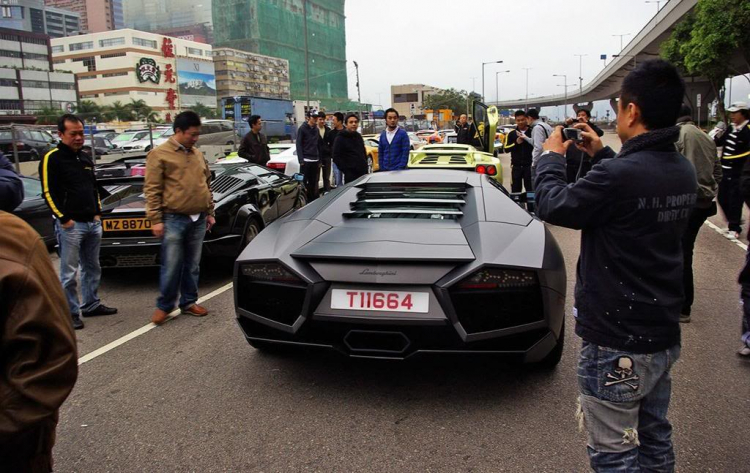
[[535, 60, 695, 472], [378, 108, 410, 171]]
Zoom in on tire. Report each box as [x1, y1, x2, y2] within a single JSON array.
[[145, 145, 151, 152], [535, 322, 565, 370], [294, 190, 307, 210], [226, 141, 234, 146], [242, 218, 262, 248], [367, 155, 374, 174]]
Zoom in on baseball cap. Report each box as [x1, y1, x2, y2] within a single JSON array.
[[727, 101, 749, 112]]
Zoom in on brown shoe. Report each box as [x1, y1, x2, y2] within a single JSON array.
[[152, 309, 169, 325], [181, 304, 208, 317]]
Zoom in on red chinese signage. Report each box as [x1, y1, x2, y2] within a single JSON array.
[[166, 88, 177, 109], [164, 64, 176, 83], [162, 37, 174, 58], [165, 113, 172, 123]]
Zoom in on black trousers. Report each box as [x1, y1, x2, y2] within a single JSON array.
[[718, 173, 743, 232], [511, 165, 532, 193], [302, 161, 320, 202], [343, 167, 366, 184], [321, 156, 332, 192], [681, 203, 716, 315], [738, 246, 750, 345]]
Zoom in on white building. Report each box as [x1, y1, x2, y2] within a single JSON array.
[[52, 29, 215, 120], [0, 28, 77, 117]]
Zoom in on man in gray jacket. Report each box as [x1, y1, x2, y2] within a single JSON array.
[[528, 108, 554, 180], [676, 104, 721, 322]]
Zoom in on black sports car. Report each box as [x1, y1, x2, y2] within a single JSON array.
[[14, 175, 56, 247], [97, 162, 306, 268], [233, 170, 567, 365]]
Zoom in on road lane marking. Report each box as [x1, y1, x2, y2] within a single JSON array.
[[704, 220, 748, 251], [78, 282, 234, 365]]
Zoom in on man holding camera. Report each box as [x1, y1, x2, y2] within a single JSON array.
[[564, 109, 604, 183], [504, 110, 534, 193], [535, 60, 696, 472]]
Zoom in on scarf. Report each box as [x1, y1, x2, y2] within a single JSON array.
[[617, 126, 680, 159]]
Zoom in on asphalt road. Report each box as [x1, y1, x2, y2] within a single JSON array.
[[51, 132, 750, 472]]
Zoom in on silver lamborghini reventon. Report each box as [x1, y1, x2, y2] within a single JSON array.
[[233, 170, 567, 366]]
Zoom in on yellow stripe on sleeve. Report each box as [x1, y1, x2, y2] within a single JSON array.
[[41, 148, 64, 218], [722, 150, 750, 160]]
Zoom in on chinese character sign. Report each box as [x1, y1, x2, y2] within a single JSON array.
[[136, 58, 161, 84], [162, 38, 175, 58], [164, 64, 176, 84], [166, 88, 177, 109]]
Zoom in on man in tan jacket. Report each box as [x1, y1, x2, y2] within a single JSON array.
[[144, 111, 215, 325], [0, 211, 78, 472]]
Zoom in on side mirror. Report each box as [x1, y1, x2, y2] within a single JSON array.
[[292, 173, 305, 182]]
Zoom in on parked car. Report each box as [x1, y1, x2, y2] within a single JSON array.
[[0, 128, 56, 162], [95, 162, 306, 268], [363, 136, 379, 173], [233, 168, 566, 365], [83, 136, 118, 156], [265, 145, 300, 176], [111, 130, 153, 149], [120, 128, 173, 153], [94, 131, 119, 142], [197, 120, 238, 146], [219, 143, 295, 166], [407, 132, 426, 150], [13, 175, 55, 247]]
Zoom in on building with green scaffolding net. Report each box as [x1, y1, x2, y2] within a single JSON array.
[[213, 0, 363, 111]]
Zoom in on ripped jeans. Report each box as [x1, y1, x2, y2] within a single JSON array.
[[577, 342, 681, 472]]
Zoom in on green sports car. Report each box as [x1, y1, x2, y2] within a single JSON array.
[[408, 101, 502, 183]]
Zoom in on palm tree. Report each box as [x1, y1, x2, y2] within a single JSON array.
[[103, 101, 133, 122], [35, 105, 62, 125], [127, 99, 154, 121], [190, 102, 218, 119], [76, 100, 101, 122]]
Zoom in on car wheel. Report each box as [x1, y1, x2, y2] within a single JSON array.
[[226, 141, 234, 146], [295, 190, 307, 210], [243, 218, 262, 247], [367, 155, 373, 174], [29, 149, 40, 161], [534, 322, 565, 370], [145, 145, 151, 152]]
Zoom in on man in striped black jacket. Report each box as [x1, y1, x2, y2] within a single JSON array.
[[716, 101, 750, 239], [39, 114, 117, 330]]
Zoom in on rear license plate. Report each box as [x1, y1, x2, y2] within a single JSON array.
[[103, 217, 152, 232], [331, 289, 429, 313]]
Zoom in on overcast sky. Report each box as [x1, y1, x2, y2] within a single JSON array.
[[344, 0, 750, 120]]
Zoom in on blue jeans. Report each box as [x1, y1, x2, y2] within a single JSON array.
[[157, 213, 206, 312], [332, 162, 344, 187], [55, 219, 102, 317], [577, 341, 681, 472]]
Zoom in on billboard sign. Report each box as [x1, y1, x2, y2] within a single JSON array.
[[176, 58, 216, 108]]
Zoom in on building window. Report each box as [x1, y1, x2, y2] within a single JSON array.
[[103, 91, 128, 96], [69, 41, 93, 51], [102, 72, 128, 78], [53, 59, 65, 64], [49, 81, 75, 90], [77, 75, 96, 80], [0, 79, 15, 87], [22, 80, 49, 88], [99, 37, 125, 48], [51, 45, 64, 53], [393, 93, 419, 103], [100, 52, 126, 59], [0, 50, 22, 58], [186, 47, 203, 56], [72, 56, 96, 72], [133, 37, 157, 49], [80, 93, 97, 98], [23, 52, 49, 61]]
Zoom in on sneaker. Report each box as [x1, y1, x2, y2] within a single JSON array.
[[738, 346, 750, 357], [181, 304, 208, 317], [84, 304, 118, 316], [151, 308, 170, 326], [725, 230, 741, 240], [679, 314, 691, 323], [72, 316, 84, 330]]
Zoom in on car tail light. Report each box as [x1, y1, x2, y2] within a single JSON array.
[[267, 162, 286, 172], [130, 166, 146, 177], [449, 267, 543, 334], [238, 263, 307, 326], [15, 142, 25, 149], [475, 164, 497, 176]]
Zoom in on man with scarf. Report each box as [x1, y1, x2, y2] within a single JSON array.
[[535, 60, 696, 472]]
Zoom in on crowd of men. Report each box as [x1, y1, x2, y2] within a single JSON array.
[[2, 57, 750, 471]]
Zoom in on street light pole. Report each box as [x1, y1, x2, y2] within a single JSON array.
[[481, 60, 502, 102], [353, 60, 361, 121], [574, 54, 587, 97], [522, 67, 532, 111], [645, 0, 661, 14], [553, 74, 568, 118], [612, 33, 631, 52], [495, 70, 510, 104], [303, 0, 310, 108]]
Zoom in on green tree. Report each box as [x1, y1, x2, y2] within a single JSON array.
[[422, 88, 470, 117], [661, 0, 750, 122], [190, 102, 219, 119], [76, 100, 101, 122], [35, 105, 62, 125], [127, 99, 156, 121], [103, 101, 133, 122]]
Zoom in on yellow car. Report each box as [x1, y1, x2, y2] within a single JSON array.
[[408, 101, 502, 182], [362, 135, 380, 173]]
